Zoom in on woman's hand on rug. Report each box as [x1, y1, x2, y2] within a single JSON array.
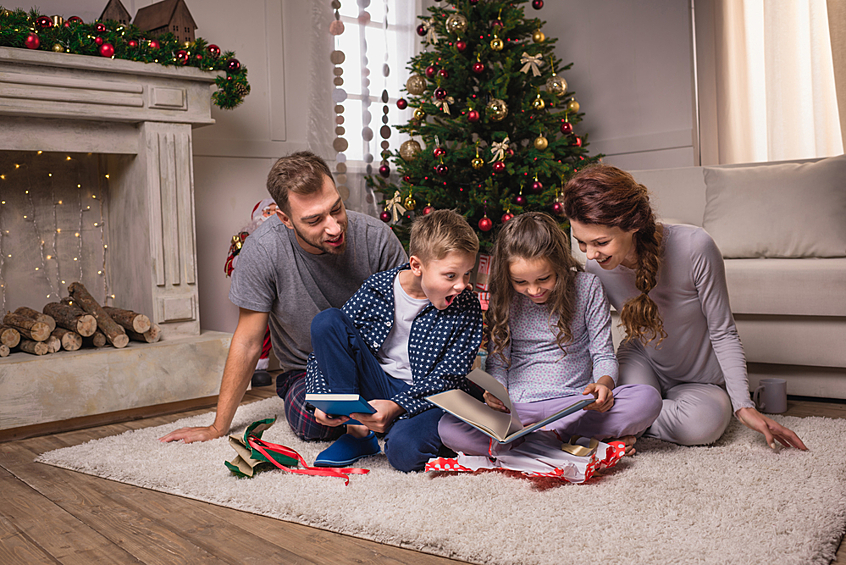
[[159, 424, 225, 443], [483, 391, 509, 413], [351, 400, 405, 433], [736, 407, 808, 451]]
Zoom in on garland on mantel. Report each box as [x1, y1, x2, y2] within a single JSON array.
[[0, 7, 250, 110]]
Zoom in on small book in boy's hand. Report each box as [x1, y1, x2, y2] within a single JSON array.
[[304, 393, 376, 426], [426, 368, 595, 444]]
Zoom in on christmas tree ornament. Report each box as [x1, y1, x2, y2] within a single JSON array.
[[100, 43, 116, 58], [396, 98, 408, 109], [438, 69, 449, 79], [67, 16, 83, 24], [417, 23, 427, 36], [94, 36, 105, 46], [531, 178, 543, 193], [148, 39, 160, 50], [501, 210, 514, 223], [533, 29, 545, 43], [566, 99, 581, 113], [52, 43, 65, 52], [572, 136, 582, 147], [534, 135, 548, 150], [472, 156, 484, 169], [490, 136, 510, 162], [399, 139, 422, 160], [176, 49, 190, 63], [95, 23, 106, 32], [520, 53, 543, 76], [533, 0, 544, 8], [507, 147, 515, 157], [379, 163, 391, 177], [423, 204, 435, 215], [434, 87, 448, 100], [380, 210, 391, 223], [472, 61, 485, 74], [404, 192, 417, 210], [413, 108, 425, 120], [490, 36, 504, 51], [560, 121, 573, 134], [50, 15, 64, 27], [36, 15, 52, 28], [493, 161, 506, 173], [515, 185, 527, 206], [436, 163, 449, 176], [532, 93, 545, 110], [546, 74, 568, 97], [479, 216, 493, 232], [446, 13, 468, 34], [403, 175, 411, 182], [406, 74, 426, 95], [207, 44, 221, 58], [433, 146, 446, 157], [456, 39, 467, 52], [467, 109, 480, 123], [25, 33, 40, 49], [227, 58, 241, 72], [425, 65, 436, 78], [486, 98, 508, 121], [552, 201, 564, 215]]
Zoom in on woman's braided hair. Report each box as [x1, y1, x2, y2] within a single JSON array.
[[562, 164, 667, 346]]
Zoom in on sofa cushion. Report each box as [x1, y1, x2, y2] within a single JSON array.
[[702, 155, 846, 258], [724, 257, 846, 316]]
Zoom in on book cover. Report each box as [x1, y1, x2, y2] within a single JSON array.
[[426, 368, 595, 444], [304, 393, 376, 426]]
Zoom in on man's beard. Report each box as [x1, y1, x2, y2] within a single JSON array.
[[292, 222, 347, 255]]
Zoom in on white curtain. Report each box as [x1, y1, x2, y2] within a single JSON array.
[[702, 0, 843, 164]]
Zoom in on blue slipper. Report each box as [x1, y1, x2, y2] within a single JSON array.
[[313, 432, 380, 467]]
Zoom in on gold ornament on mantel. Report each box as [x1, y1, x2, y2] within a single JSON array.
[[532, 29, 545, 43], [490, 36, 504, 51], [399, 139, 422, 160], [52, 43, 65, 53], [51, 15, 64, 27], [486, 98, 508, 122], [566, 98, 580, 113], [445, 13, 468, 34], [534, 135, 548, 150], [406, 74, 427, 96]]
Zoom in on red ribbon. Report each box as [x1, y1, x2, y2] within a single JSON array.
[[247, 436, 369, 486]]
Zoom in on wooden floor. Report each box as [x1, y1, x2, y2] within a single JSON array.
[[1, 389, 845, 565]]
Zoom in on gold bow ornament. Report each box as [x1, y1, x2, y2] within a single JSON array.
[[489, 137, 511, 163], [385, 191, 407, 223], [520, 52, 544, 77]]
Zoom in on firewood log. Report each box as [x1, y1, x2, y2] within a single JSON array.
[[14, 306, 56, 333], [51, 327, 82, 351], [0, 324, 21, 348], [82, 330, 107, 348], [43, 303, 97, 337], [3, 313, 50, 342], [127, 323, 162, 343], [103, 306, 151, 334], [68, 283, 129, 349], [45, 335, 61, 354], [19, 339, 49, 355], [0, 344, 9, 357]]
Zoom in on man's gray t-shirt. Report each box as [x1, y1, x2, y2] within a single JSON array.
[[229, 210, 407, 372]]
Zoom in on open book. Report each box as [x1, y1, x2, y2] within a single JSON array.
[[304, 393, 376, 426], [426, 368, 595, 444]]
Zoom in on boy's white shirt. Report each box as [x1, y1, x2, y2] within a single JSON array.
[[377, 272, 429, 384]]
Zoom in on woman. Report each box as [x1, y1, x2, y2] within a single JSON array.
[[562, 164, 806, 450]]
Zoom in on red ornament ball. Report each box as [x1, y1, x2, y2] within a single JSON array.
[[396, 98, 408, 110], [552, 202, 564, 215], [379, 164, 391, 177], [36, 16, 52, 28], [176, 49, 189, 64], [128, 39, 138, 48], [531, 180, 544, 193], [434, 87, 447, 100], [573, 136, 583, 147], [226, 58, 241, 72], [423, 205, 435, 215], [532, 0, 544, 8], [95, 23, 106, 32], [68, 16, 83, 24], [425, 65, 436, 78], [438, 69, 449, 79], [417, 23, 427, 36], [491, 19, 504, 28], [467, 110, 480, 123], [472, 62, 485, 74], [515, 194, 527, 206], [99, 43, 115, 58], [380, 211, 391, 222], [456, 40, 467, 52], [433, 147, 446, 157], [506, 148, 515, 158], [25, 33, 40, 50], [501, 212, 514, 223], [436, 164, 449, 176], [207, 44, 221, 58], [560, 121, 573, 134], [403, 175, 411, 182], [493, 161, 506, 173], [196, 53, 204, 60], [148, 39, 160, 50], [478, 217, 493, 232], [94, 36, 104, 46]]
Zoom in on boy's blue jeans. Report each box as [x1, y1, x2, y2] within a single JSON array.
[[309, 308, 444, 472]]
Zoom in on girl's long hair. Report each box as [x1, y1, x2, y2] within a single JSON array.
[[487, 212, 584, 366], [562, 164, 666, 346]]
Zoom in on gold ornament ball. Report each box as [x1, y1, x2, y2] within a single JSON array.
[[404, 196, 417, 211], [486, 98, 508, 122], [471, 157, 484, 170], [532, 30, 545, 43], [546, 75, 567, 97], [52, 43, 65, 53], [532, 95, 545, 111], [533, 135, 548, 150], [445, 13, 468, 34], [406, 74, 427, 96], [490, 37, 504, 51], [413, 108, 426, 120], [566, 99, 581, 113], [399, 139, 422, 160]]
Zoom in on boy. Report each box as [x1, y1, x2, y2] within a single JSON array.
[[305, 209, 483, 472]]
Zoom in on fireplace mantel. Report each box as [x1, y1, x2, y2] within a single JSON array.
[[0, 47, 231, 435]]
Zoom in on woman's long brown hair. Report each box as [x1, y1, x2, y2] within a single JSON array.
[[562, 164, 667, 346], [486, 212, 584, 366]]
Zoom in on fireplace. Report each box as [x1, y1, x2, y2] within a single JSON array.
[[0, 46, 231, 434]]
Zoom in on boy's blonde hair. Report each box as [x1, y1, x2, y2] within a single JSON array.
[[409, 209, 479, 263]]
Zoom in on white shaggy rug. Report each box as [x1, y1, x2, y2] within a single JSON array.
[[38, 397, 846, 565]]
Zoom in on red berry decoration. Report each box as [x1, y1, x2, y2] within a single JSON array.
[[531, 180, 544, 193], [379, 164, 391, 177], [94, 36, 104, 46], [532, 0, 544, 8], [417, 23, 427, 36], [456, 40, 467, 52], [425, 65, 436, 78], [207, 44, 221, 58], [515, 194, 527, 206], [24, 33, 40, 50], [493, 161, 506, 173], [36, 16, 52, 28], [478, 217, 493, 232], [467, 110, 480, 123], [148, 39, 160, 50], [396, 98, 408, 110], [226, 58, 241, 72], [552, 201, 564, 215], [438, 69, 449, 79], [423, 205, 435, 215], [128, 39, 138, 48], [99, 43, 115, 58], [472, 62, 485, 74], [433, 147, 446, 157], [501, 211, 514, 223], [560, 121, 573, 134], [436, 164, 449, 176], [434, 87, 447, 100], [380, 211, 391, 222]]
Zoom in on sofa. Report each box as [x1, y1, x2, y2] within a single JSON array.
[[607, 155, 846, 400]]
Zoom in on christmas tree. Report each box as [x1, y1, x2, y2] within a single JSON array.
[[367, 0, 601, 250]]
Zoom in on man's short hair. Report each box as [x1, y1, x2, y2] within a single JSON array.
[[266, 151, 334, 215], [409, 209, 479, 263]]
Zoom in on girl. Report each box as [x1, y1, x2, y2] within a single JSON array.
[[438, 212, 662, 457], [562, 164, 806, 450]]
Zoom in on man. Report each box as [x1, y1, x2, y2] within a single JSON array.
[[160, 151, 407, 443]]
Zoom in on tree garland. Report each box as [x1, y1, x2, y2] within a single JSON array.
[[0, 7, 250, 110]]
